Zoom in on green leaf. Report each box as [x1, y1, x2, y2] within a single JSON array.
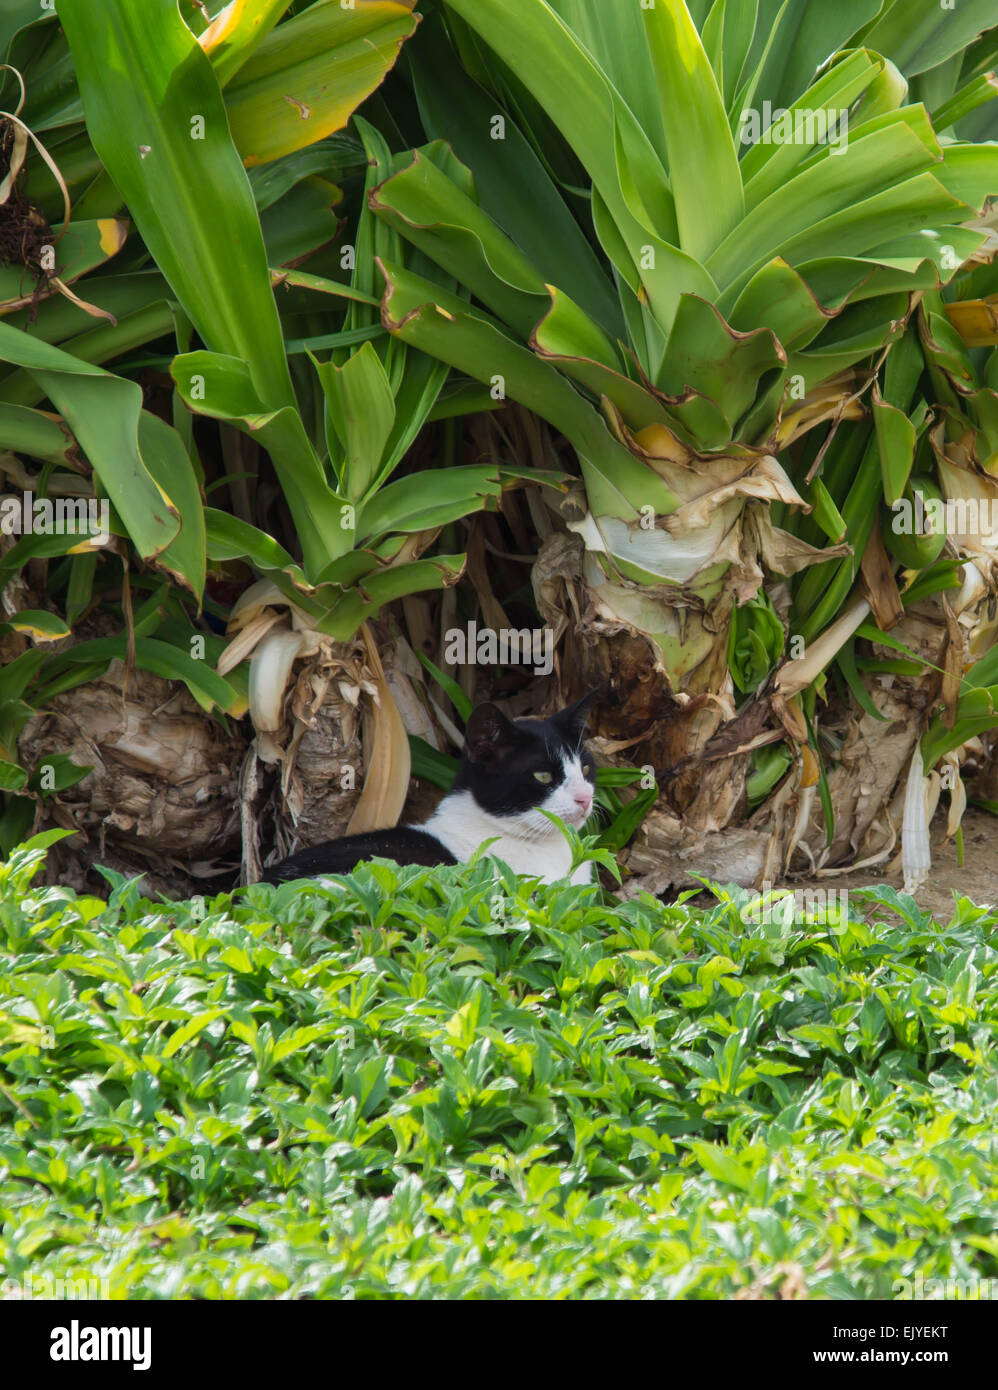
[[729, 257, 832, 352], [596, 787, 657, 852], [0, 402, 77, 465], [923, 683, 998, 770], [0, 794, 35, 855], [204, 510, 309, 591], [854, 622, 924, 664], [59, 0, 295, 409], [711, 128, 961, 301], [15, 827, 77, 853], [161, 1008, 227, 1059], [837, 638, 887, 722], [744, 0, 883, 114], [172, 351, 345, 573], [872, 382, 917, 506], [548, 0, 670, 165], [440, 0, 713, 337], [250, 136, 360, 211], [412, 651, 472, 722], [370, 147, 554, 342], [0, 217, 128, 310], [659, 294, 784, 436], [931, 71, 998, 132], [378, 260, 677, 522], [316, 555, 467, 640], [258, 174, 340, 268], [689, 1139, 754, 1191], [27, 753, 92, 795], [728, 591, 784, 693], [355, 466, 500, 542], [861, 0, 998, 77], [746, 744, 792, 806], [0, 760, 27, 792], [0, 322, 200, 581], [739, 49, 882, 203], [137, 411, 206, 596], [43, 636, 242, 714], [314, 340, 396, 503], [805, 705, 835, 845], [0, 650, 49, 703], [643, 0, 745, 260], [409, 13, 622, 336], [408, 734, 458, 791]]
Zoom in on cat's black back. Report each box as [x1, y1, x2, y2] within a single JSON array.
[[260, 826, 456, 884]]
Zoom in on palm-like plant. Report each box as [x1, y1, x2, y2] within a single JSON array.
[[367, 0, 998, 886], [0, 1, 523, 885], [4, 0, 998, 893]]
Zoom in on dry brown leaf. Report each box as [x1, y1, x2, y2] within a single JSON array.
[[859, 523, 904, 631], [346, 623, 411, 834]]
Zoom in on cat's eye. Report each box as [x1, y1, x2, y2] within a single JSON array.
[[533, 771, 553, 785]]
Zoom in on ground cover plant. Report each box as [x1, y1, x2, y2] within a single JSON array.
[[1, 833, 996, 1299]]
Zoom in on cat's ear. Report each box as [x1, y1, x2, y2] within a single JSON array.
[[464, 702, 520, 764], [553, 687, 601, 744]]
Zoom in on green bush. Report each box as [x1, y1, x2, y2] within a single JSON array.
[[1, 835, 996, 1299]]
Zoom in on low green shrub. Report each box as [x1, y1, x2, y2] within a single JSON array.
[[1, 835, 996, 1299]]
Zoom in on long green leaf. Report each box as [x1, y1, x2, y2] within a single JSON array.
[[861, 0, 998, 77], [409, 11, 623, 336], [643, 0, 745, 260], [315, 340, 396, 504], [57, 0, 294, 410], [0, 321, 204, 584], [378, 259, 678, 521], [440, 0, 715, 337], [171, 350, 346, 571], [42, 636, 242, 714], [355, 466, 500, 542]]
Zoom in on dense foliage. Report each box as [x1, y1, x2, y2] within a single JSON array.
[[1, 834, 996, 1298]]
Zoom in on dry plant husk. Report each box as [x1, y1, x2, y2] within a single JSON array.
[[18, 660, 247, 896], [219, 589, 424, 880]]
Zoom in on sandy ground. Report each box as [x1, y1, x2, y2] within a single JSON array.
[[785, 805, 998, 920]]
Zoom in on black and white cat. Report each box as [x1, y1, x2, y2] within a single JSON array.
[[262, 690, 600, 886]]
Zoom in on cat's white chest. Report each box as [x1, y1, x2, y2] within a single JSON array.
[[420, 791, 592, 885]]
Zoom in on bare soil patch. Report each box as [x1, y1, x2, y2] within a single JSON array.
[[787, 805, 998, 920]]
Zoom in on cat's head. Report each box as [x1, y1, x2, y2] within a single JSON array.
[[454, 690, 601, 837]]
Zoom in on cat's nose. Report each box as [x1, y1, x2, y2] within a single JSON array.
[[574, 790, 593, 809]]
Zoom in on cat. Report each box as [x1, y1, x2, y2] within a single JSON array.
[[261, 690, 600, 886]]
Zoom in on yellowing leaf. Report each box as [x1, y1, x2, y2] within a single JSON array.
[[1, 610, 71, 643], [225, 1, 420, 167], [199, 0, 290, 87]]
